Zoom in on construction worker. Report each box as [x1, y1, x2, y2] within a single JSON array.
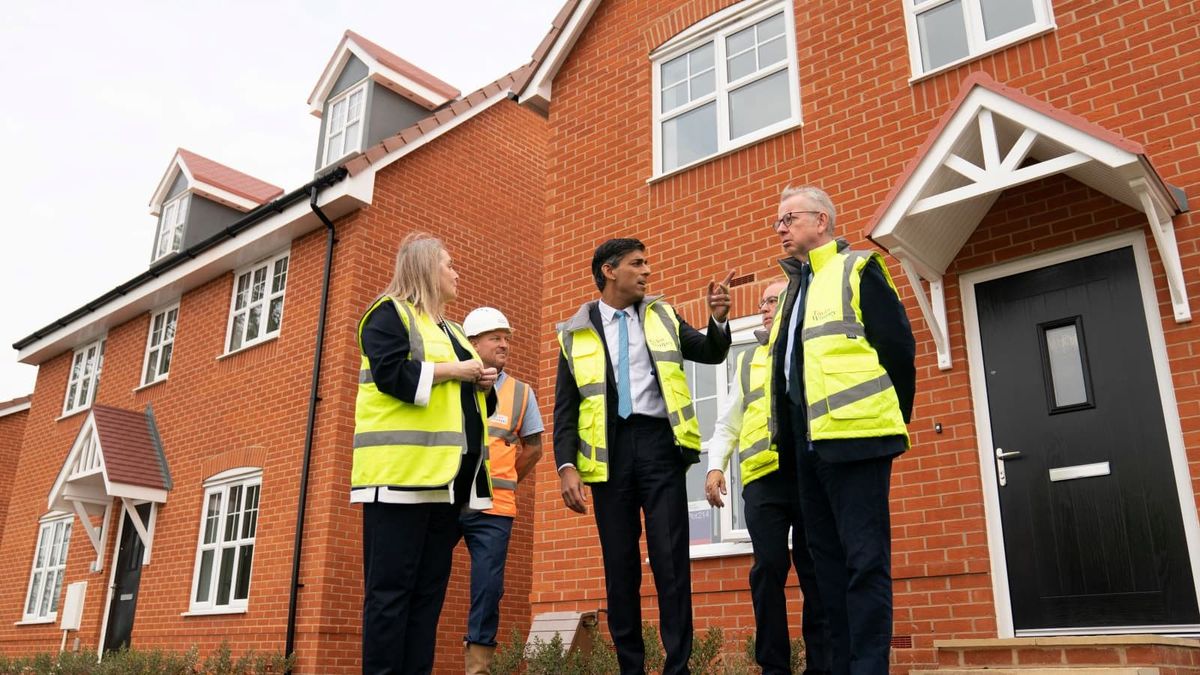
[[461, 306, 544, 674]]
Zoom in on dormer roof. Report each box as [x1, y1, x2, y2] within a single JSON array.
[[307, 30, 461, 116], [149, 148, 283, 215]]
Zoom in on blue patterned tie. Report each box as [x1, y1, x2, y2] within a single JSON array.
[[617, 309, 633, 419]]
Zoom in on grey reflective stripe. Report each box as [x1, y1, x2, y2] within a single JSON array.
[[842, 252, 873, 324], [744, 389, 765, 406], [489, 427, 520, 443], [738, 351, 752, 398], [580, 439, 609, 464], [359, 369, 374, 384], [492, 478, 518, 490], [649, 349, 683, 365], [808, 373, 894, 419], [802, 321, 866, 341], [669, 402, 696, 429], [578, 382, 606, 398], [354, 429, 466, 448], [738, 437, 771, 462], [392, 300, 425, 362], [647, 302, 681, 352], [511, 380, 529, 431]]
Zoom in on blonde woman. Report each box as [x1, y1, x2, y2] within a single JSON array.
[[352, 233, 496, 674]]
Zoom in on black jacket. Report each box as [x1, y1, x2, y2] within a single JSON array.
[[553, 297, 731, 470]]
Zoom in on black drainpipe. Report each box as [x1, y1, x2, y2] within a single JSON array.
[[286, 173, 345, 666]]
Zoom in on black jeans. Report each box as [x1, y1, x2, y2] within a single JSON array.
[[361, 501, 462, 674], [591, 414, 693, 675]]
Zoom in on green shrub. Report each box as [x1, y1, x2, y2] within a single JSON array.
[[0, 642, 289, 675]]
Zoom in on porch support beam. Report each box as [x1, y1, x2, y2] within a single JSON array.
[[897, 252, 952, 370], [1134, 178, 1191, 323]]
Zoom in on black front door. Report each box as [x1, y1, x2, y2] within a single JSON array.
[[976, 246, 1199, 630], [103, 503, 151, 653]]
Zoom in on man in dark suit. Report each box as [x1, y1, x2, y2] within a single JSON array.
[[555, 238, 733, 675], [767, 186, 916, 674]]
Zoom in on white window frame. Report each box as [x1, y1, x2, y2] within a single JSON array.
[[22, 513, 73, 623], [322, 80, 368, 168], [686, 314, 762, 558], [153, 193, 190, 262], [224, 250, 289, 354], [903, 0, 1056, 80], [141, 304, 179, 386], [650, 0, 802, 179], [187, 468, 261, 615], [62, 338, 105, 417]]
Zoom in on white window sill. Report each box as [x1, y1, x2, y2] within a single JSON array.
[[908, 24, 1056, 84], [181, 607, 248, 617], [133, 378, 167, 393], [55, 407, 90, 423], [689, 541, 754, 560], [648, 120, 803, 185], [151, 251, 182, 265], [217, 334, 280, 361], [14, 617, 56, 626]]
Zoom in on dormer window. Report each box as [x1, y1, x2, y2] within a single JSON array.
[[323, 82, 367, 167], [153, 194, 189, 262]]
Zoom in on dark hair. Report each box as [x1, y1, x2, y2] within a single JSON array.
[[591, 238, 645, 291]]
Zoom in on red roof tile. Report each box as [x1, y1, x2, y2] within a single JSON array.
[[92, 405, 170, 491], [345, 30, 461, 102], [177, 149, 284, 205]]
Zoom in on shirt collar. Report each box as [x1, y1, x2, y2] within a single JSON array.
[[597, 299, 633, 323]]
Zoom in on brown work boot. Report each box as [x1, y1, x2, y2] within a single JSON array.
[[465, 642, 495, 675]]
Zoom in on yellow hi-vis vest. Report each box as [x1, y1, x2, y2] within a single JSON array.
[[802, 240, 909, 443], [352, 296, 492, 490], [557, 297, 702, 483], [735, 344, 778, 486], [483, 374, 530, 517]]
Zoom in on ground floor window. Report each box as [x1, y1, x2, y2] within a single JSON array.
[[23, 513, 72, 622], [188, 468, 261, 613]]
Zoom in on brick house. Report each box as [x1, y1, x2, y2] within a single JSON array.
[[513, 0, 1200, 670], [0, 30, 546, 673]]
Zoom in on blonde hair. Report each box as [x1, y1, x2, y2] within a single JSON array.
[[382, 232, 449, 318]]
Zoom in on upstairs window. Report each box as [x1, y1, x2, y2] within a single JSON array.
[[142, 304, 179, 386], [63, 338, 105, 416], [189, 469, 261, 613], [652, 0, 801, 177], [153, 194, 189, 262], [226, 251, 289, 353], [323, 82, 367, 167], [23, 514, 72, 622], [905, 0, 1055, 76]]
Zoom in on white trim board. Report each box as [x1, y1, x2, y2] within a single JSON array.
[[959, 231, 1200, 637]]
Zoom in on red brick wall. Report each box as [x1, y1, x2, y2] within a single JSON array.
[[0, 407, 29, 547], [0, 98, 546, 675], [534, 0, 1200, 671]]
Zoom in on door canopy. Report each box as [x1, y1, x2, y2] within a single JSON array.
[[47, 405, 172, 570], [866, 73, 1189, 370]]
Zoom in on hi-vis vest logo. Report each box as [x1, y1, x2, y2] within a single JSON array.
[[493, 414, 509, 425], [810, 308, 838, 322], [647, 331, 675, 351]]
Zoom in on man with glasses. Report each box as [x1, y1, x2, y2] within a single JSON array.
[[705, 278, 832, 674], [766, 186, 915, 674]]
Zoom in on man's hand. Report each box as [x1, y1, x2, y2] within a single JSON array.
[[704, 469, 727, 508], [707, 270, 735, 323], [476, 367, 498, 392], [559, 466, 588, 514]]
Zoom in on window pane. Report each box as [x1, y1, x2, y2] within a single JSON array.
[[758, 36, 786, 68], [690, 70, 715, 99], [36, 527, 50, 566], [49, 571, 64, 613], [1046, 324, 1087, 406], [216, 548, 235, 605], [727, 50, 757, 82], [195, 550, 214, 602], [151, 314, 164, 346], [251, 267, 267, 303], [204, 493, 221, 544], [272, 257, 288, 293], [662, 53, 688, 87], [158, 343, 173, 377], [758, 12, 785, 40], [225, 486, 243, 542], [230, 314, 245, 351], [235, 273, 250, 311], [267, 297, 284, 334], [917, 0, 969, 71], [246, 306, 262, 341], [727, 24, 756, 55], [234, 545, 254, 600], [59, 523, 71, 564], [345, 120, 362, 151], [728, 69, 791, 139], [348, 90, 364, 120], [164, 309, 178, 340], [980, 0, 1037, 40], [662, 82, 690, 112], [329, 98, 346, 129], [242, 485, 260, 538], [691, 42, 714, 72], [38, 571, 55, 615], [26, 572, 42, 614], [662, 102, 717, 172]]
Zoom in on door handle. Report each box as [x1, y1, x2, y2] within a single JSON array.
[[995, 447, 1022, 486]]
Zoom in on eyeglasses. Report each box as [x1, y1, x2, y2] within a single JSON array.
[[758, 296, 779, 310], [769, 210, 822, 230]]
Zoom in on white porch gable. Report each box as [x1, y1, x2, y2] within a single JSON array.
[[867, 73, 1188, 370]]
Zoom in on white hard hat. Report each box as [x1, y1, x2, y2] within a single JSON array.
[[464, 307, 512, 337]]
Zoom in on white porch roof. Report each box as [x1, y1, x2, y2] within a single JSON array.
[[866, 73, 1188, 370]]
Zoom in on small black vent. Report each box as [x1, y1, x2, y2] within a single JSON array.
[[729, 273, 755, 288]]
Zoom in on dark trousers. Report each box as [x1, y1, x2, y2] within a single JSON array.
[[790, 402, 895, 675], [459, 510, 514, 647], [743, 469, 832, 675], [362, 501, 462, 675], [591, 414, 692, 675]]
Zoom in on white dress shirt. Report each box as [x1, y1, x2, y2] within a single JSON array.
[[597, 299, 668, 418]]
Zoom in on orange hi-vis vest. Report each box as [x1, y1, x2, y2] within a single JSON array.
[[484, 374, 531, 517]]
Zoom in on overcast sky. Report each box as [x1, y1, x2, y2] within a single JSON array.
[[0, 0, 563, 401]]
